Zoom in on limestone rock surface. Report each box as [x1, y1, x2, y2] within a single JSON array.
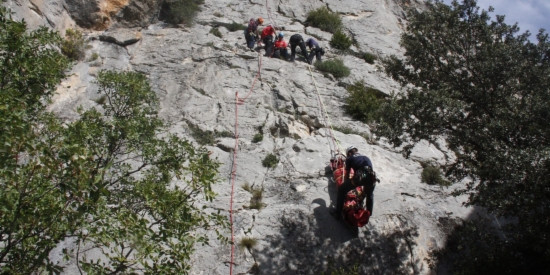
[[4, 0, 475, 274]]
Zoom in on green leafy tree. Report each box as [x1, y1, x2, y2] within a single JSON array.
[[378, 0, 550, 272], [1, 7, 71, 273], [0, 8, 226, 273], [73, 70, 226, 274]]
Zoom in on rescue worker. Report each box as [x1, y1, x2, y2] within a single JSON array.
[[272, 32, 289, 59], [244, 17, 264, 51], [261, 24, 276, 57], [335, 146, 376, 220], [305, 37, 325, 64], [288, 34, 308, 62]]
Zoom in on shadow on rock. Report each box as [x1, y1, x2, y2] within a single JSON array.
[[254, 202, 421, 274]]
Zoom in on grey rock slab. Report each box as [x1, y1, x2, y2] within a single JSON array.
[[3, 0, 76, 31], [6, 0, 480, 274]]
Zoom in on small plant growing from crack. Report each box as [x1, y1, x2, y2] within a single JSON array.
[[262, 153, 279, 168], [239, 237, 258, 252], [242, 183, 265, 210]]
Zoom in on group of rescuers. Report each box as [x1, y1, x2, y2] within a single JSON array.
[[246, 17, 377, 223], [244, 17, 325, 64]]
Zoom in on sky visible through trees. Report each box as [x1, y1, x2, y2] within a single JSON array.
[[442, 0, 550, 39]]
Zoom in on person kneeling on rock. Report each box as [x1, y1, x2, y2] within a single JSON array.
[[261, 24, 276, 56], [272, 32, 289, 59], [305, 37, 325, 64], [289, 34, 308, 62], [244, 17, 264, 51]]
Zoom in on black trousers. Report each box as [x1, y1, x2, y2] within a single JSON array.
[[289, 34, 307, 61], [263, 36, 274, 56], [272, 48, 289, 59]]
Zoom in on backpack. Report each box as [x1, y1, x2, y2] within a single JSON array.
[[343, 186, 371, 227], [352, 166, 377, 188]]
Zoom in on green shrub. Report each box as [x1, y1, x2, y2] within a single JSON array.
[[217, 21, 245, 32], [239, 237, 258, 251], [210, 27, 222, 38], [61, 28, 85, 61], [363, 52, 377, 64], [215, 130, 233, 138], [344, 82, 386, 123], [87, 52, 99, 62], [421, 165, 450, 186], [332, 126, 354, 134], [306, 6, 342, 33], [94, 95, 107, 105], [252, 133, 263, 143], [242, 182, 253, 192], [249, 188, 264, 210], [332, 126, 371, 142], [159, 0, 204, 26], [187, 123, 215, 145], [262, 153, 279, 168], [314, 59, 350, 78], [242, 184, 265, 210], [330, 30, 353, 50]]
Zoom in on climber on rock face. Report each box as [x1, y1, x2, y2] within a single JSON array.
[[261, 24, 276, 57], [305, 37, 325, 64], [335, 146, 377, 225], [244, 17, 264, 51], [272, 32, 289, 59], [288, 34, 308, 62]]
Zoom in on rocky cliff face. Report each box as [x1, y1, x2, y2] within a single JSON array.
[[4, 0, 473, 274]]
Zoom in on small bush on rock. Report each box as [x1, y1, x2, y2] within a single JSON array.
[[306, 7, 342, 33], [61, 28, 86, 61], [345, 82, 386, 123], [159, 0, 204, 26], [363, 52, 377, 64], [421, 165, 450, 186], [314, 59, 350, 78], [252, 133, 263, 143], [249, 188, 264, 210], [330, 30, 353, 50], [187, 123, 215, 145], [262, 153, 279, 168], [210, 27, 222, 38], [217, 21, 245, 32], [239, 237, 258, 251]]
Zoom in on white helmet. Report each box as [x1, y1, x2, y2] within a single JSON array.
[[346, 146, 357, 155]]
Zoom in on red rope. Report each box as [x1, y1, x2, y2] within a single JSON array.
[[229, 2, 280, 272], [240, 53, 263, 101], [229, 91, 239, 275], [229, 50, 263, 275]]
